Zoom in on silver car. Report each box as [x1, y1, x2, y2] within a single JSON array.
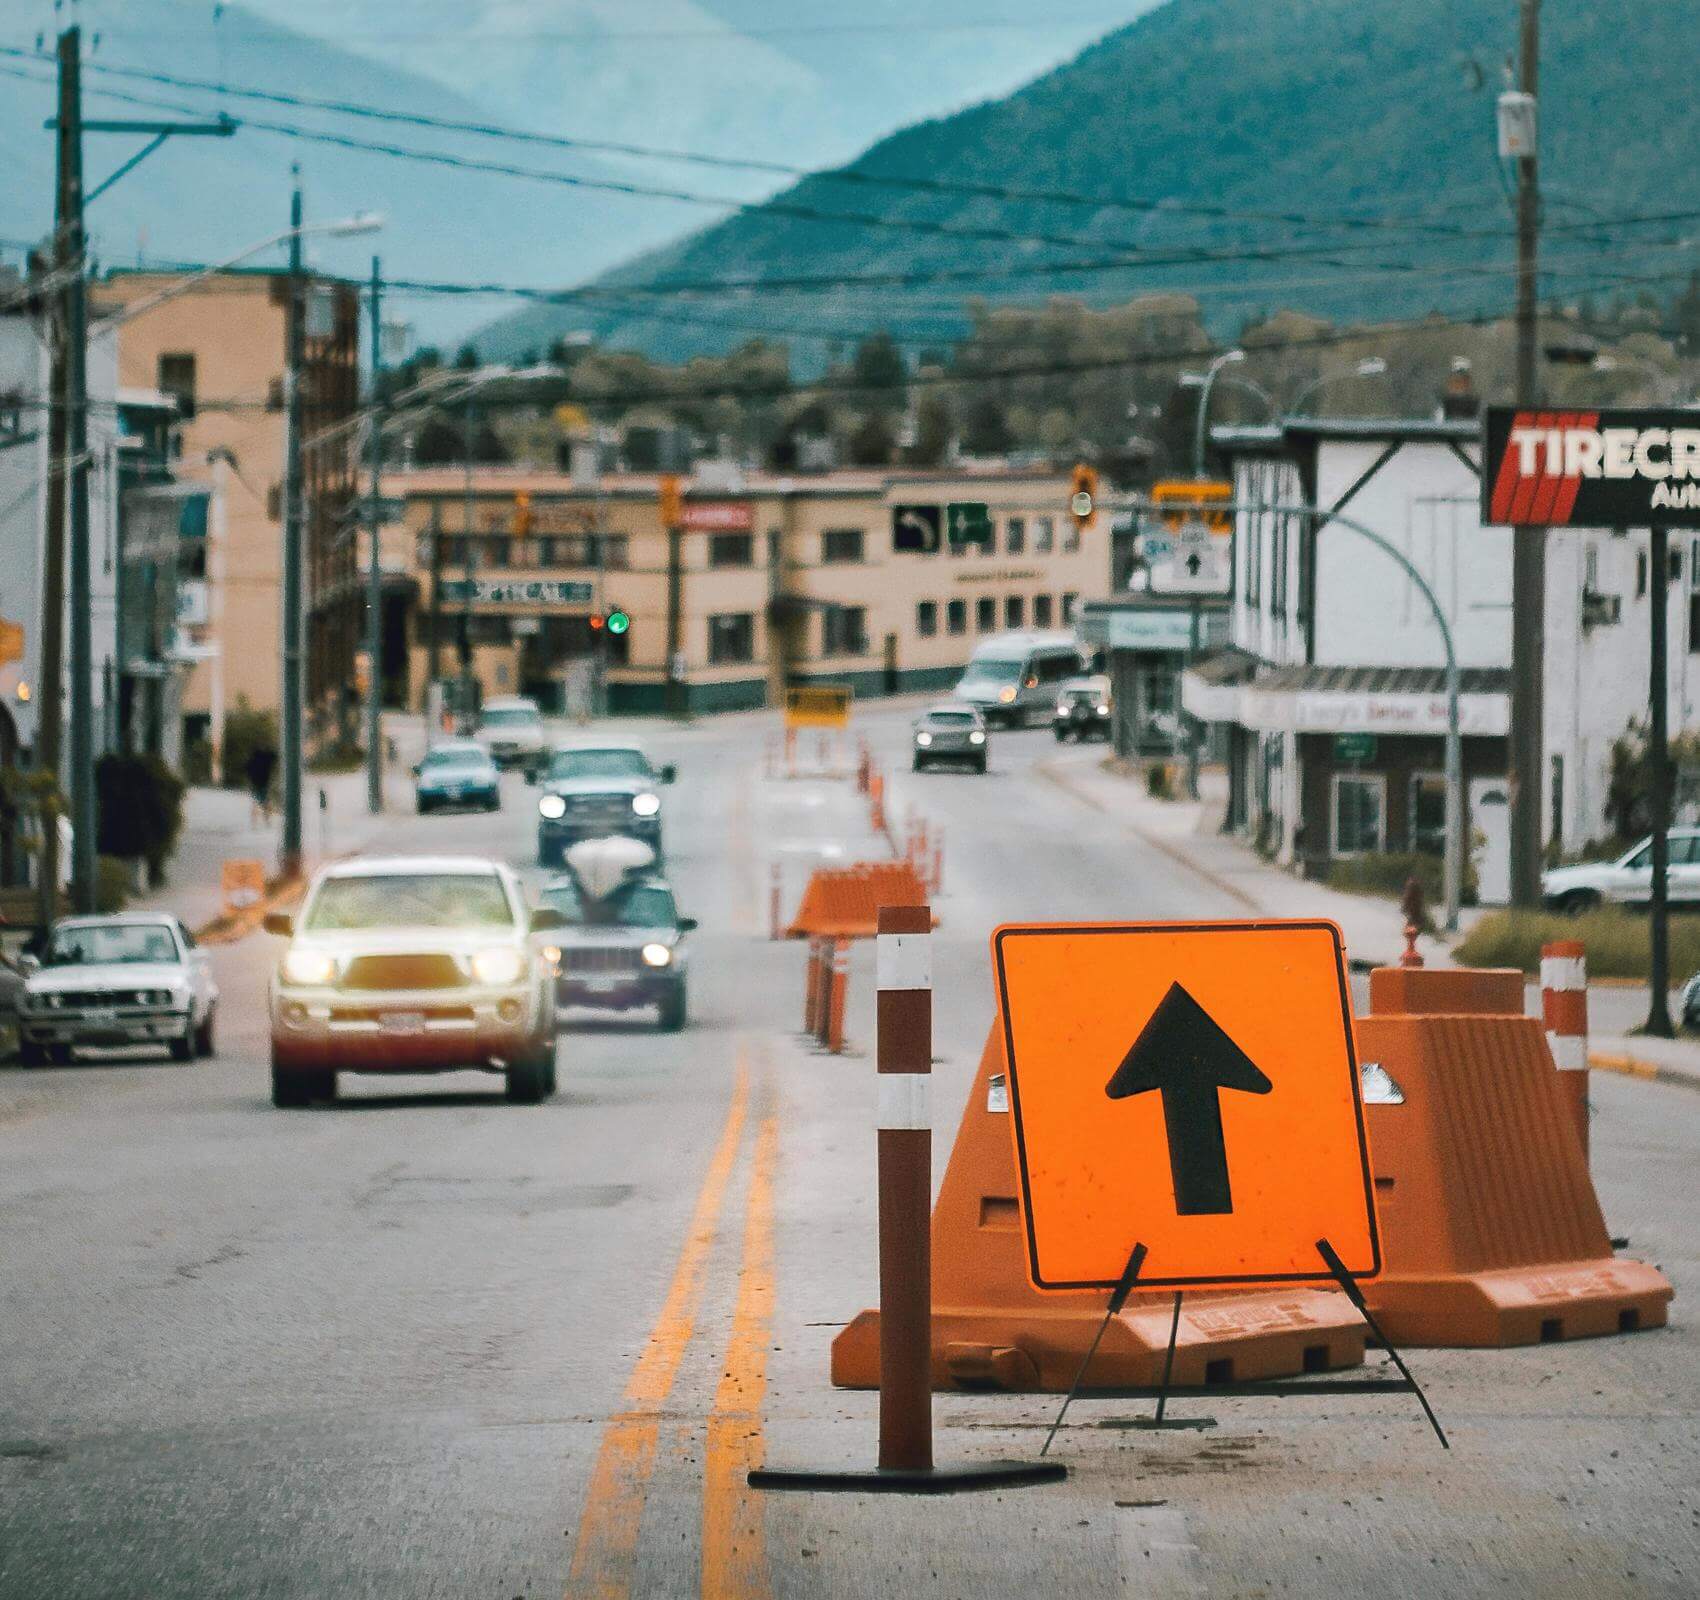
[[265, 856, 564, 1108], [912, 703, 989, 773], [18, 914, 218, 1065]]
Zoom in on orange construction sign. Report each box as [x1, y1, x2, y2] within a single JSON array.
[[992, 919, 1379, 1291], [221, 858, 266, 914]]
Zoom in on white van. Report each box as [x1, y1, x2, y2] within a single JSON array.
[[952, 631, 1087, 727]]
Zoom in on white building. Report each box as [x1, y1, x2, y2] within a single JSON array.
[[1185, 417, 1694, 902]]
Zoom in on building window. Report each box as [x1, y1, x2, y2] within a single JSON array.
[[1332, 773, 1386, 856], [823, 527, 866, 564], [1061, 591, 1078, 624], [1410, 772, 1446, 855], [708, 612, 755, 664], [1034, 594, 1054, 628], [947, 599, 967, 635], [157, 353, 197, 420], [1063, 515, 1080, 553], [1006, 517, 1026, 555], [821, 605, 868, 656], [917, 601, 938, 638], [709, 532, 754, 568], [1637, 548, 1649, 597], [976, 596, 996, 632], [1005, 595, 1025, 629], [1035, 516, 1054, 554]]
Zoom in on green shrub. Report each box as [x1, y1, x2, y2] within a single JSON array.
[[95, 752, 185, 883], [1145, 762, 1173, 800], [181, 738, 214, 787], [221, 697, 279, 790], [1455, 906, 1700, 979], [308, 739, 365, 775], [95, 855, 132, 914], [1326, 851, 1478, 908]]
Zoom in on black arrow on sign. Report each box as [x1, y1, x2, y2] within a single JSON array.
[[1185, 552, 1203, 576], [1105, 982, 1272, 1215]]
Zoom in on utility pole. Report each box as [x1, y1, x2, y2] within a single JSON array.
[[458, 400, 478, 728], [364, 257, 384, 815], [1646, 524, 1674, 1036], [279, 169, 306, 877], [1508, 0, 1545, 907]]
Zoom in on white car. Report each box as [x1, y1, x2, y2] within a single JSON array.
[[476, 696, 546, 775], [1541, 828, 1700, 913], [17, 913, 218, 1064], [265, 856, 565, 1107]]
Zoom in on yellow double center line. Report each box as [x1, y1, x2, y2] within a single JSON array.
[[564, 1052, 776, 1600]]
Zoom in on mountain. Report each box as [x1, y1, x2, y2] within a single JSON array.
[[474, 0, 1700, 364], [0, 0, 719, 343]]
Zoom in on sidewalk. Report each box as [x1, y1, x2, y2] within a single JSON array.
[[1035, 748, 1482, 970]]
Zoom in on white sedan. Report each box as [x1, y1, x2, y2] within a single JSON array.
[[1542, 828, 1700, 914], [18, 913, 218, 1065]]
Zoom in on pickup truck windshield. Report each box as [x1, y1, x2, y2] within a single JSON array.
[[548, 749, 653, 781], [304, 874, 514, 931], [45, 923, 179, 966], [482, 708, 540, 729]]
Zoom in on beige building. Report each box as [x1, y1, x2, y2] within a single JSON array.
[[97, 269, 360, 760], [382, 466, 1111, 714]]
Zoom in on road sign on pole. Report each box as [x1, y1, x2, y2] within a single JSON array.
[[945, 502, 993, 549], [992, 919, 1380, 1290]]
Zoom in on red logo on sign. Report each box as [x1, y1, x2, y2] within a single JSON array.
[[1488, 409, 1600, 527]]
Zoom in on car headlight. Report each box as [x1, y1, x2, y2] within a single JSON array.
[[916, 732, 933, 747], [541, 944, 562, 971], [998, 686, 1017, 703], [471, 946, 526, 986], [1056, 699, 1070, 714], [632, 792, 661, 817], [281, 948, 336, 986], [1095, 703, 1110, 715], [641, 942, 673, 968], [538, 793, 567, 820], [969, 730, 986, 745]]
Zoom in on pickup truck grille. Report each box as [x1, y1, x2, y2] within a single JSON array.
[[45, 988, 158, 1009], [341, 954, 465, 991], [558, 947, 642, 975]]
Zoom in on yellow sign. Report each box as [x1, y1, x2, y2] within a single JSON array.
[[658, 473, 683, 530], [221, 858, 266, 913], [993, 919, 1379, 1291], [1151, 479, 1233, 534], [784, 684, 853, 730], [0, 620, 24, 665]]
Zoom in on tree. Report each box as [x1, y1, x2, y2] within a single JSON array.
[[906, 388, 953, 467], [848, 411, 896, 466], [453, 344, 479, 370], [851, 332, 908, 416], [961, 393, 1013, 456]]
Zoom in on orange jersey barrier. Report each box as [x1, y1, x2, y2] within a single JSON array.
[[831, 1023, 1368, 1392], [786, 860, 932, 940], [1358, 966, 1672, 1346]]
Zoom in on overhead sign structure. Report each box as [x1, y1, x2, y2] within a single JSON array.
[[1145, 480, 1233, 596], [785, 683, 853, 729], [438, 578, 593, 606], [992, 919, 1379, 1290], [1483, 407, 1700, 529], [946, 501, 994, 549]]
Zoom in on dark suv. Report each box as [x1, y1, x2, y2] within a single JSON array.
[[1052, 675, 1113, 742], [534, 742, 675, 867], [535, 871, 695, 1032]]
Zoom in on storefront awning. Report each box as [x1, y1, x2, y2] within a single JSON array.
[[1185, 662, 1511, 737], [1179, 647, 1260, 721]]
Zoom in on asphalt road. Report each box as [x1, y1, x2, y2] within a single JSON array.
[[2, 705, 1696, 1598]]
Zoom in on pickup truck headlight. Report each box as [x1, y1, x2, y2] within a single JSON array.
[[471, 946, 526, 986], [998, 686, 1017, 704], [281, 948, 336, 986], [641, 942, 673, 968], [969, 730, 986, 745], [538, 794, 567, 820], [915, 732, 933, 747], [632, 792, 661, 817]]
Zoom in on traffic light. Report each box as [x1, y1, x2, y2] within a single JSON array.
[[1070, 463, 1099, 532], [607, 608, 631, 636]]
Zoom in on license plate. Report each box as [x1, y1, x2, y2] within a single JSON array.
[[582, 975, 619, 995], [82, 1008, 116, 1024], [380, 1011, 426, 1036]]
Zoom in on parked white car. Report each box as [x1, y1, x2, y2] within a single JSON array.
[[1541, 829, 1700, 913], [17, 914, 218, 1064], [476, 696, 546, 775]]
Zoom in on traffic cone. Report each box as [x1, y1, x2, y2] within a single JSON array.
[[831, 1023, 1368, 1392]]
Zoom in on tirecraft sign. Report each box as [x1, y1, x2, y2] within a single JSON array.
[[1483, 407, 1700, 528]]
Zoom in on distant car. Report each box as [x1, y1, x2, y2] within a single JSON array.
[[1053, 675, 1113, 742], [535, 741, 675, 867], [477, 696, 546, 775], [1541, 829, 1700, 914], [952, 631, 1086, 727], [1681, 971, 1700, 1031], [265, 856, 564, 1107], [17, 914, 218, 1065], [912, 703, 988, 773], [414, 739, 501, 814], [535, 868, 696, 1032]]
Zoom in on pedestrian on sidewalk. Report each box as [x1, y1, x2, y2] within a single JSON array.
[[245, 740, 278, 827]]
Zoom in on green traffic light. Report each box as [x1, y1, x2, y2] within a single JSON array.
[[607, 610, 631, 635]]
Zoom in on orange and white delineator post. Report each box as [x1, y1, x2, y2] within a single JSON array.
[[825, 938, 849, 1055], [1540, 940, 1590, 1160], [803, 938, 823, 1036], [769, 860, 783, 942]]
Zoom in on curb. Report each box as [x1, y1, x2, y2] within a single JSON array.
[[1590, 1051, 1700, 1092]]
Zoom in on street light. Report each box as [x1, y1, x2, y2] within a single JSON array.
[[1188, 349, 1246, 477], [1289, 356, 1389, 415]]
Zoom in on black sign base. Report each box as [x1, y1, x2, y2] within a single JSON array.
[[748, 1460, 1066, 1495]]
